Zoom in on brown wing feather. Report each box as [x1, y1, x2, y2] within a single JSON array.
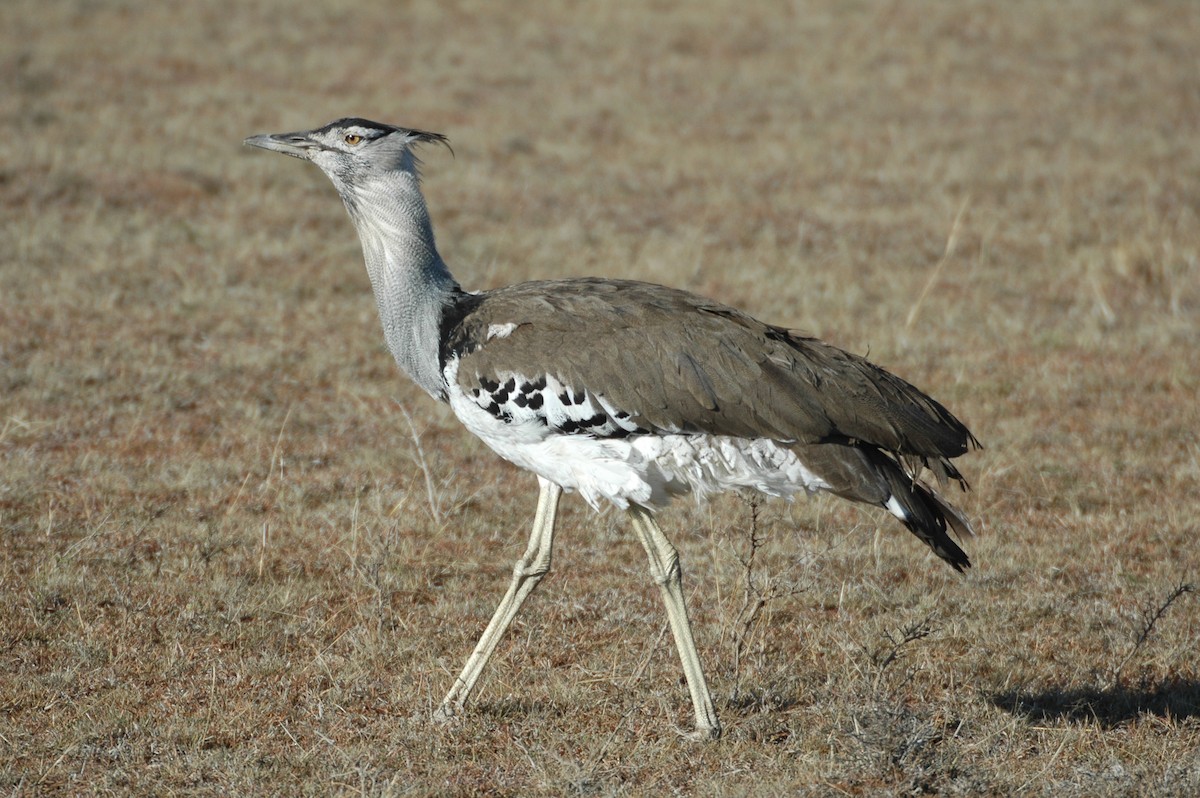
[[444, 279, 978, 464]]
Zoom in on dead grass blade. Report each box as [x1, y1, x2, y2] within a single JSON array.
[[905, 196, 970, 332]]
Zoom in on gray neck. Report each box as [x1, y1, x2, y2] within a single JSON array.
[[337, 164, 460, 399]]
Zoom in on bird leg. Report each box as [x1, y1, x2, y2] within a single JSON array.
[[435, 477, 562, 723], [627, 506, 722, 741]]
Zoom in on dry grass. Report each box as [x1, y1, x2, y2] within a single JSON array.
[[3, 0, 1199, 794]]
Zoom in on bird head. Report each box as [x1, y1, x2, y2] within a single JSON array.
[[244, 118, 450, 191]]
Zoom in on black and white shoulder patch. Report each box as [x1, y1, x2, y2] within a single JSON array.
[[462, 370, 648, 438]]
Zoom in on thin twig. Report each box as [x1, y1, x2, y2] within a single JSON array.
[[728, 496, 802, 700], [1110, 581, 1194, 687], [729, 496, 765, 696], [871, 614, 937, 692], [393, 399, 443, 525]]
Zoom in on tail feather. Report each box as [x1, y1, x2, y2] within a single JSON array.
[[884, 473, 972, 572], [792, 442, 973, 572]]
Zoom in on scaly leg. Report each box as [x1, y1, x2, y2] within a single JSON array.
[[434, 477, 562, 722], [627, 505, 722, 740]]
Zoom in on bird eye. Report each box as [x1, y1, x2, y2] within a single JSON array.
[[344, 134, 363, 146]]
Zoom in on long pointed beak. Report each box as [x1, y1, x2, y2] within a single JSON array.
[[243, 131, 324, 159]]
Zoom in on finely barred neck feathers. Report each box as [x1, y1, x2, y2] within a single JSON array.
[[244, 118, 460, 398]]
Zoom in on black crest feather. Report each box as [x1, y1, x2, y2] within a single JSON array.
[[320, 117, 452, 156]]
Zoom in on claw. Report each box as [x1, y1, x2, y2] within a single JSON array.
[[682, 724, 722, 742], [433, 703, 461, 725]]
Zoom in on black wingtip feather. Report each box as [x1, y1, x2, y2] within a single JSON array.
[[897, 481, 973, 572]]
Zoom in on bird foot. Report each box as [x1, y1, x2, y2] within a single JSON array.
[[432, 703, 462, 725], [681, 724, 722, 742]]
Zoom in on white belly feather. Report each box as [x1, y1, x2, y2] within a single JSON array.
[[445, 358, 830, 510]]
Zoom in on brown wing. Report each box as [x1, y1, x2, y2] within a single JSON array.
[[443, 279, 978, 465]]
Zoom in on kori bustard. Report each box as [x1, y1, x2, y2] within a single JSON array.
[[244, 118, 978, 740]]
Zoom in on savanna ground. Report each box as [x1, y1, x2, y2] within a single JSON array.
[[2, 1, 1199, 795]]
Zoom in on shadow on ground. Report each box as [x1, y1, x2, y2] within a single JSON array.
[[991, 679, 1200, 727]]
